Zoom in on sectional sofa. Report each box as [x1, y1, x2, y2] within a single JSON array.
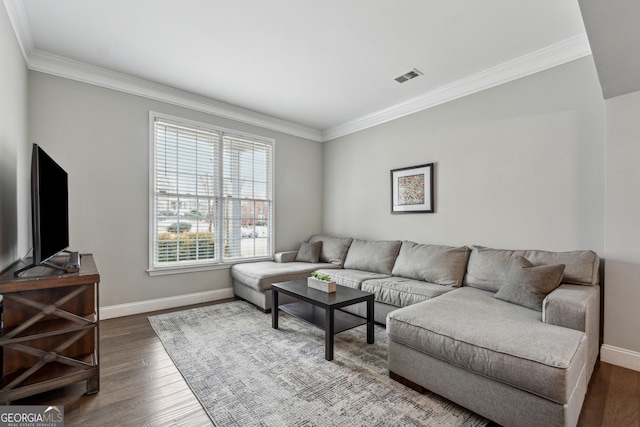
[[230, 234, 601, 427]]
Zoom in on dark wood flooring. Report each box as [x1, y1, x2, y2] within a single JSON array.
[[14, 300, 640, 426]]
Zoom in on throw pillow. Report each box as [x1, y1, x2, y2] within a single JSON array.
[[308, 235, 353, 265], [494, 256, 565, 311], [295, 241, 322, 263]]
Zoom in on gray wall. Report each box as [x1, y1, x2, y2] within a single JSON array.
[[604, 90, 640, 354], [28, 72, 323, 306], [323, 57, 605, 255], [0, 5, 29, 272]]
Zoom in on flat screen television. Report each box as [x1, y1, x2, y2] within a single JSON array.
[[14, 144, 72, 275]]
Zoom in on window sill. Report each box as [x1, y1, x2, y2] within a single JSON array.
[[147, 257, 273, 276]]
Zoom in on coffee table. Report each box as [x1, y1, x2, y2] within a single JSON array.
[[272, 280, 374, 361]]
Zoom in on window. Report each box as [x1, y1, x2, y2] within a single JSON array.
[[149, 112, 274, 273]]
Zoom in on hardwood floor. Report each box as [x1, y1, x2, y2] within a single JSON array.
[[578, 361, 640, 427], [14, 300, 640, 426], [14, 301, 223, 426]]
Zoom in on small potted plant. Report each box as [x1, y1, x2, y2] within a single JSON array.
[[308, 271, 336, 293]]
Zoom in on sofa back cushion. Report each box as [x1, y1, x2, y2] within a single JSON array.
[[343, 239, 401, 274], [308, 235, 353, 266], [464, 246, 600, 292], [391, 241, 470, 287]]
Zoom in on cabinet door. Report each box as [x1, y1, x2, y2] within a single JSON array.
[[1, 284, 97, 377]]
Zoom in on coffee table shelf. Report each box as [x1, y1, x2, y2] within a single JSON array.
[[279, 301, 367, 334]]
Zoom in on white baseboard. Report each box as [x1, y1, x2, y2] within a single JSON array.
[[99, 288, 235, 320], [600, 344, 640, 372]]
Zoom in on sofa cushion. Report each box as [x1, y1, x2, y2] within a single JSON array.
[[295, 241, 322, 263], [343, 239, 401, 274], [362, 277, 454, 308], [464, 246, 599, 292], [315, 268, 390, 290], [391, 241, 470, 287], [387, 287, 587, 404], [231, 261, 339, 292], [495, 256, 565, 311], [308, 235, 353, 266]]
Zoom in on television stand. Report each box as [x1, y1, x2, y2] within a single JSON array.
[[13, 251, 80, 276], [0, 254, 100, 404]]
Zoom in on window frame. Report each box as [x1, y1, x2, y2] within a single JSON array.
[[148, 111, 275, 276]]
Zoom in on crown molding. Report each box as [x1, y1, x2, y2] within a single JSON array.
[[4, 0, 322, 142], [5, 0, 591, 144], [27, 50, 322, 142], [26, 50, 323, 141], [3, 0, 33, 58], [322, 34, 592, 142]]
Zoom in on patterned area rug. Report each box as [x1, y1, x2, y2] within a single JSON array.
[[148, 301, 488, 427]]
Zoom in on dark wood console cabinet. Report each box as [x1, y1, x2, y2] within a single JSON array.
[[0, 254, 100, 404]]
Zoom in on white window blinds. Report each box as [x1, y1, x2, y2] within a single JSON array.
[[222, 134, 273, 260], [150, 113, 273, 271]]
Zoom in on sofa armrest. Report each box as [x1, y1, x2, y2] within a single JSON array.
[[542, 284, 599, 333], [543, 283, 601, 382], [274, 251, 298, 263]]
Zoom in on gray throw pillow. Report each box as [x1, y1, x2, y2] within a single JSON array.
[[494, 256, 565, 311], [308, 235, 353, 265], [295, 241, 322, 263]]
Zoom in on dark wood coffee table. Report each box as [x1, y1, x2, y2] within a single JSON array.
[[272, 280, 374, 361]]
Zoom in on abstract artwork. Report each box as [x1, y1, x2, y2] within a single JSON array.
[[391, 163, 434, 213]]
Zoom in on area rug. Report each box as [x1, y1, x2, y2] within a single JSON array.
[[148, 301, 488, 427]]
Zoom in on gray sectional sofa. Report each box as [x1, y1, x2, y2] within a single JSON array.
[[230, 235, 601, 427]]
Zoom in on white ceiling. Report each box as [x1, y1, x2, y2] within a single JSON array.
[[5, 0, 590, 141]]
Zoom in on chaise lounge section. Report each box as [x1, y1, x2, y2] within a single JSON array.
[[387, 246, 600, 427], [231, 235, 352, 311]]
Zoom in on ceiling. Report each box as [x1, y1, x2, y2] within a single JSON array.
[[5, 0, 591, 141]]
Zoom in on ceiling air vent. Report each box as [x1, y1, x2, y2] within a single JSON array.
[[394, 68, 423, 83]]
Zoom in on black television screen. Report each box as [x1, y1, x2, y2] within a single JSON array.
[[31, 143, 69, 264]]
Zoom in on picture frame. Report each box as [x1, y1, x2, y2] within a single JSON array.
[[390, 163, 434, 214]]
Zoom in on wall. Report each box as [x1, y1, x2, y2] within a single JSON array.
[[28, 72, 323, 309], [323, 57, 605, 255], [602, 89, 640, 366], [0, 5, 29, 272]]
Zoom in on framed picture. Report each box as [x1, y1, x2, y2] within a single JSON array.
[[390, 163, 434, 214]]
